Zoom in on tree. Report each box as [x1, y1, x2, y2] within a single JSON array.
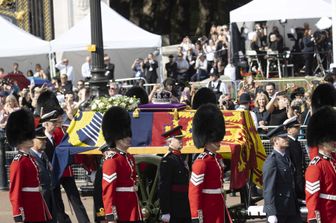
[[110, 0, 252, 44]]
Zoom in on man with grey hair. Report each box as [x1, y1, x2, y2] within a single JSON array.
[[158, 126, 191, 223]]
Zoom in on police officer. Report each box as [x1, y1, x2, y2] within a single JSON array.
[[263, 127, 302, 223], [159, 126, 191, 223], [189, 104, 232, 223], [101, 106, 143, 222], [305, 106, 336, 223], [8, 109, 52, 222]]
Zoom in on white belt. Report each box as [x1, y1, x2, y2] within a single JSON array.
[[202, 188, 224, 194], [319, 193, 336, 201], [116, 186, 138, 192], [22, 186, 41, 192]]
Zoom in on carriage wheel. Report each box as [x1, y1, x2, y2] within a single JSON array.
[[135, 154, 162, 223]]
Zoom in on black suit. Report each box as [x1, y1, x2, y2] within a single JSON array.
[[286, 136, 306, 200], [263, 150, 302, 223], [29, 149, 57, 223], [158, 150, 191, 223], [105, 63, 115, 81]]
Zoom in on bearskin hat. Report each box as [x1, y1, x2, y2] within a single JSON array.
[[102, 106, 132, 147], [125, 86, 149, 105], [307, 106, 336, 147], [311, 83, 336, 113], [35, 90, 64, 117], [192, 103, 225, 148], [191, 87, 217, 110], [6, 109, 35, 147]]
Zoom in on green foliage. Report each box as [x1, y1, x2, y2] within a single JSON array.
[[109, 0, 252, 44]]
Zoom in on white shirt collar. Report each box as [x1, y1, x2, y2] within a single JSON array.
[[44, 131, 54, 143], [274, 148, 286, 156], [287, 135, 296, 141], [30, 148, 42, 158]]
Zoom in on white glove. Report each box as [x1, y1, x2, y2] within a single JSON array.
[[161, 213, 171, 222], [268, 215, 278, 223]]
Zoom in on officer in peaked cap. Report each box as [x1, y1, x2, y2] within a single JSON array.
[[159, 126, 191, 223], [305, 106, 336, 223], [101, 106, 143, 222], [263, 117, 302, 223], [283, 116, 307, 200], [37, 91, 90, 223], [7, 109, 52, 222], [29, 125, 57, 222], [189, 103, 232, 223]]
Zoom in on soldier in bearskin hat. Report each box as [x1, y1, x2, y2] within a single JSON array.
[[308, 83, 336, 159], [36, 90, 90, 223], [101, 106, 143, 222], [191, 87, 217, 110], [305, 106, 336, 223], [159, 126, 191, 223], [7, 108, 52, 222], [189, 103, 232, 223]]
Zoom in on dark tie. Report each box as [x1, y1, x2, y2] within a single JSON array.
[[41, 152, 48, 168]]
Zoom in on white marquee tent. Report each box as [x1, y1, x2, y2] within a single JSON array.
[[51, 3, 162, 82], [230, 0, 332, 23], [0, 16, 50, 73]]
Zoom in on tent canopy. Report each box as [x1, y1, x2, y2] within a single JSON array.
[[230, 0, 332, 23], [50, 2, 162, 52], [0, 16, 50, 57]]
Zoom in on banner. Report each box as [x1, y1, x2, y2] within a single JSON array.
[[55, 110, 266, 189]]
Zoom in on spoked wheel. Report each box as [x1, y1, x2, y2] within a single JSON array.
[[135, 154, 162, 223]]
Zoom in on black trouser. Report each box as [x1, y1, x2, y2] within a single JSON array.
[[169, 217, 191, 223], [93, 167, 104, 223], [276, 214, 302, 223], [304, 53, 314, 76], [54, 176, 90, 223]]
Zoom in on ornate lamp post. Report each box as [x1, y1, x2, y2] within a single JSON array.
[[89, 0, 108, 96]]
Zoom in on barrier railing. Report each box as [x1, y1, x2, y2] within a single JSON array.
[[238, 78, 311, 93]]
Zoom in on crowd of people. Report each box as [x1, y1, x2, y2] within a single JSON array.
[[1, 22, 336, 223]]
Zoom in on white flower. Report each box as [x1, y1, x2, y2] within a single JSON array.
[[91, 103, 98, 110]]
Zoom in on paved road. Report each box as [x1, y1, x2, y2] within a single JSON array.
[[0, 189, 265, 223]]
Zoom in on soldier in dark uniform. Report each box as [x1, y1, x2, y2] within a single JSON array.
[[263, 128, 302, 223], [36, 90, 90, 223], [158, 126, 191, 223], [284, 117, 307, 200], [29, 125, 57, 223]]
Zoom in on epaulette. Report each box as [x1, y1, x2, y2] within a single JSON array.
[[309, 156, 321, 165], [196, 152, 208, 160], [13, 153, 28, 161], [105, 152, 117, 160]]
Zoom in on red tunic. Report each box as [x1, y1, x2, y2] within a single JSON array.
[[189, 150, 232, 223], [102, 149, 143, 222], [9, 151, 51, 222], [305, 152, 336, 223]]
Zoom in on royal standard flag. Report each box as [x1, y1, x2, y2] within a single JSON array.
[[55, 110, 266, 189]]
